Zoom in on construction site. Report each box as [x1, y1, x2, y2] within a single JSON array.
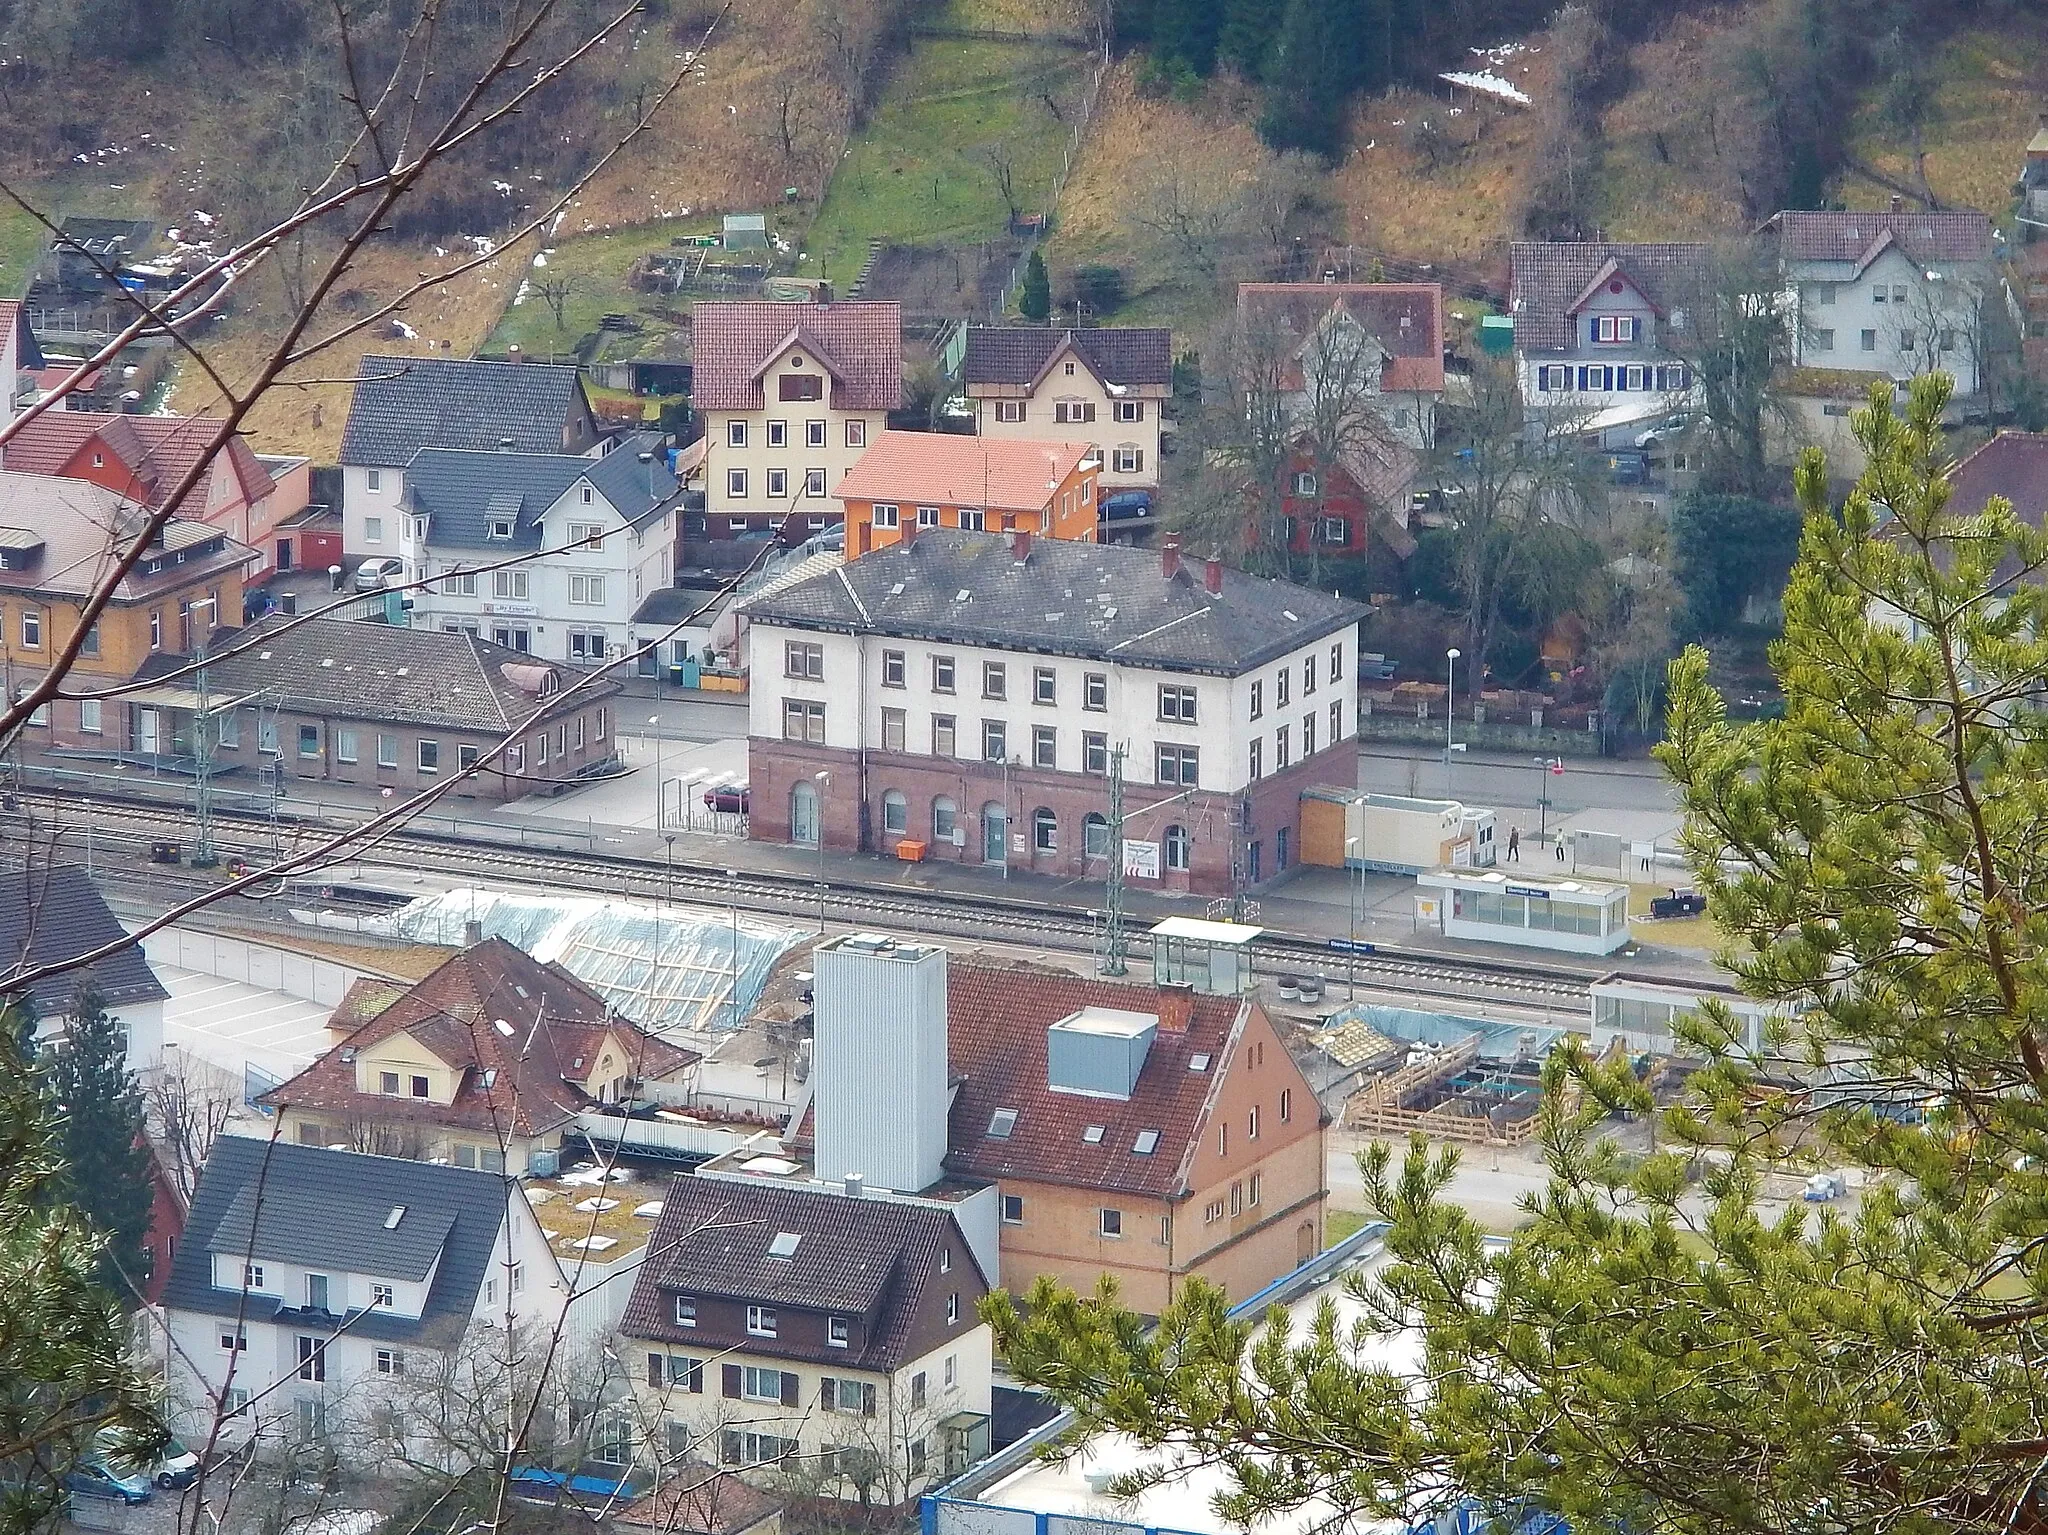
[[1317, 1005, 1562, 1147]]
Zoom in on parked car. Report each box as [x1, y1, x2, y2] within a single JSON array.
[[1101, 490, 1154, 522], [65, 1461, 153, 1505], [353, 556, 403, 591], [101, 1432, 199, 1491], [703, 784, 751, 814]]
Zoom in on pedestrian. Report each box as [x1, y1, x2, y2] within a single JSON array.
[[1556, 836, 1568, 863], [1506, 827, 1519, 862]]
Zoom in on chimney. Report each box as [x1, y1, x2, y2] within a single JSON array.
[[842, 1173, 863, 1199], [1011, 528, 1032, 564], [899, 516, 919, 549], [1160, 533, 1182, 581], [1157, 984, 1196, 1035], [462, 919, 484, 948], [1203, 557, 1223, 596], [1890, 194, 1904, 213], [507, 344, 523, 364], [812, 934, 948, 1195]]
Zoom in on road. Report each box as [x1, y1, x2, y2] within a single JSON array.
[[1358, 744, 1681, 818]]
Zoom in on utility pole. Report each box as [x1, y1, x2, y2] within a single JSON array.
[[191, 598, 220, 869], [1102, 744, 1128, 976]]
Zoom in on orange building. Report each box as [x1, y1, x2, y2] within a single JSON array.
[[836, 430, 1099, 558]]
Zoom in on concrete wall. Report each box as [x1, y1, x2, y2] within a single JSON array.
[[140, 927, 387, 1007]]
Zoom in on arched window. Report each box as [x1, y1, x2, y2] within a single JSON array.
[[882, 790, 908, 837], [1033, 807, 1058, 852], [1083, 812, 1110, 859], [1164, 823, 1191, 871], [790, 781, 820, 847], [932, 797, 958, 843]]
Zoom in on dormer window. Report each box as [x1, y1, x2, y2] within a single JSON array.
[[1594, 315, 1638, 343], [488, 518, 514, 539], [410, 1074, 430, 1098], [674, 1295, 697, 1326], [780, 373, 823, 402]]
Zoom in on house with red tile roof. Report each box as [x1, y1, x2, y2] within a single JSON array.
[[782, 935, 1328, 1316], [835, 431, 1098, 557], [262, 938, 700, 1175], [0, 409, 312, 581], [691, 302, 901, 549], [959, 327, 1171, 495]]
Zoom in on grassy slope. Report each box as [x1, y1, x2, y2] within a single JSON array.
[[805, 33, 1093, 294], [482, 215, 725, 364]]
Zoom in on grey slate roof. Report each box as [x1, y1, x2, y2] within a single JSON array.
[[134, 614, 617, 733], [0, 864, 169, 1016], [340, 355, 590, 467], [1761, 209, 1992, 266], [162, 1136, 508, 1348], [619, 1174, 985, 1371], [960, 327, 1172, 387], [402, 433, 676, 551], [1509, 242, 1711, 352], [741, 531, 1364, 675]]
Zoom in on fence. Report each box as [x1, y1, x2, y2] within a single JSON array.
[[573, 1111, 744, 1161], [991, 43, 1113, 318]]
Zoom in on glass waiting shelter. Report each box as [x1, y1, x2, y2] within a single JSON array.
[[1148, 917, 1264, 996], [1418, 868, 1632, 956]]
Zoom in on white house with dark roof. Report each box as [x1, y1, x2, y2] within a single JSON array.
[[738, 529, 1365, 894], [1761, 208, 1995, 396], [959, 328, 1171, 495], [617, 1173, 992, 1505], [161, 1137, 570, 1450], [339, 354, 602, 562], [395, 431, 679, 664], [1508, 242, 1707, 443]]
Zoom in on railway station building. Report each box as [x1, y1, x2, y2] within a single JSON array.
[[737, 530, 1365, 896]]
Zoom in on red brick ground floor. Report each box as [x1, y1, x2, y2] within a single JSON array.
[[746, 738, 1352, 897]]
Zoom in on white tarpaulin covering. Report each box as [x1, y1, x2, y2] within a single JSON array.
[[367, 889, 801, 1035]]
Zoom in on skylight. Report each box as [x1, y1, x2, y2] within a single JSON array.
[[768, 1232, 803, 1259], [1083, 1125, 1105, 1144], [384, 1206, 406, 1229], [1133, 1130, 1160, 1155], [987, 1108, 1018, 1139], [1188, 1053, 1212, 1072], [494, 1019, 515, 1037]]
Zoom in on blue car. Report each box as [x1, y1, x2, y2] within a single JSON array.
[[65, 1460, 153, 1504], [1101, 490, 1154, 522]]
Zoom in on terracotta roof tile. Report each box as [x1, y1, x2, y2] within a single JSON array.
[[614, 1468, 782, 1535], [1509, 243, 1711, 352], [1, 410, 275, 511], [942, 965, 1246, 1198], [832, 431, 1092, 513], [691, 302, 901, 412], [1236, 284, 1446, 393], [263, 938, 699, 1137]]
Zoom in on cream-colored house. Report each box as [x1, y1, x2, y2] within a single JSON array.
[[959, 327, 1172, 495], [693, 302, 903, 542], [263, 938, 700, 1175]]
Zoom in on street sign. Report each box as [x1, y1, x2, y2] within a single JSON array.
[[1122, 839, 1160, 880]]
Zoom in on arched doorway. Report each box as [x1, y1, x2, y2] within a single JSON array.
[[790, 780, 820, 847]]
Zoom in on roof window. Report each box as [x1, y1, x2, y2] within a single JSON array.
[[767, 1232, 802, 1259], [1083, 1125, 1105, 1144], [1188, 1053, 1212, 1072], [1134, 1130, 1160, 1155], [987, 1108, 1018, 1139], [384, 1206, 407, 1229]]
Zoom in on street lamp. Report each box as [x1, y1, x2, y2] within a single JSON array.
[[647, 713, 664, 830], [1533, 755, 1561, 845], [813, 769, 831, 881], [1444, 648, 1461, 799], [1344, 835, 1362, 1000], [189, 596, 220, 869]]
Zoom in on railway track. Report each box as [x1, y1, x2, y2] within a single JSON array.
[[3, 785, 1604, 1016]]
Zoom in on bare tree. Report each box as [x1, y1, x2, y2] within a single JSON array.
[[144, 1050, 242, 1201], [533, 272, 586, 332], [1130, 145, 1250, 287], [982, 144, 1021, 230]]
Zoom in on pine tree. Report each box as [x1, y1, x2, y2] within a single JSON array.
[[1217, 0, 1281, 77], [1018, 249, 1051, 323], [0, 993, 162, 1534], [991, 375, 2048, 1534], [46, 982, 155, 1302]]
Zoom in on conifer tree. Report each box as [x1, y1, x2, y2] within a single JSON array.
[[991, 375, 2048, 1534], [46, 982, 155, 1302], [1019, 249, 1051, 323]]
